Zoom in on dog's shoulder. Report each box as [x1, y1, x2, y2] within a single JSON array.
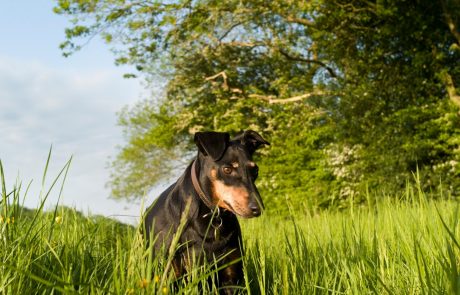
[[146, 176, 200, 225]]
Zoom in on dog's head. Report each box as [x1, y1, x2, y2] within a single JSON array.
[[194, 130, 270, 218]]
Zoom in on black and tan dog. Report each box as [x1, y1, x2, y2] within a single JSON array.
[[143, 130, 269, 293]]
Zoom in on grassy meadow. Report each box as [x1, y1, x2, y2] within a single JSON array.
[[1, 160, 460, 294]]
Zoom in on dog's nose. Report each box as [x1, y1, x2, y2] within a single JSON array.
[[250, 205, 261, 217]]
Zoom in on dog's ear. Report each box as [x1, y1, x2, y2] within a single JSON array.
[[194, 132, 230, 161], [233, 130, 270, 155]]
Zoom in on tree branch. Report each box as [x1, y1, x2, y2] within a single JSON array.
[[220, 41, 265, 48], [249, 90, 328, 104], [218, 22, 244, 42], [204, 71, 330, 104], [441, 0, 460, 46], [283, 15, 314, 26], [442, 72, 460, 108], [278, 48, 338, 78], [205, 71, 229, 90]]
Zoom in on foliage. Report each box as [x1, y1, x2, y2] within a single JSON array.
[[314, 0, 460, 203], [54, 0, 460, 208]]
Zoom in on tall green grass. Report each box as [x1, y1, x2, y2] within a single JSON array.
[[1, 156, 459, 294], [243, 191, 460, 294]]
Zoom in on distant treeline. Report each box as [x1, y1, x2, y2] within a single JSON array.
[[55, 0, 460, 209]]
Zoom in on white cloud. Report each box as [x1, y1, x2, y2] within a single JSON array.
[[0, 55, 156, 224]]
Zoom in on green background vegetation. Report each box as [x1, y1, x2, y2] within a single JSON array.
[[53, 0, 460, 210]]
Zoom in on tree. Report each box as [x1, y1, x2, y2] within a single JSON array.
[[314, 0, 460, 201], [54, 0, 460, 209]]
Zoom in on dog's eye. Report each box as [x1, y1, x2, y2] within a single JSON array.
[[222, 167, 233, 174]]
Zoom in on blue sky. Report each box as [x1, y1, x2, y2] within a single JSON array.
[[0, 1, 161, 223]]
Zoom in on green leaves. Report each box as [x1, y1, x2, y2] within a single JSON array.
[[55, 0, 460, 206]]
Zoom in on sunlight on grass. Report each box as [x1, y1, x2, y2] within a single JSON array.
[[1, 155, 459, 294]]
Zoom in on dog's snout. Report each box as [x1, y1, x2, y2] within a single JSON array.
[[250, 205, 261, 217], [248, 194, 262, 217]]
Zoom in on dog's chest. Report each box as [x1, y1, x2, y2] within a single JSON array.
[[182, 220, 240, 256]]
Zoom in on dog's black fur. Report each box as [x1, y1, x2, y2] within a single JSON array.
[[143, 130, 269, 294]]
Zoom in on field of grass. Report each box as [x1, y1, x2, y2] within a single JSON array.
[[1, 159, 460, 294]]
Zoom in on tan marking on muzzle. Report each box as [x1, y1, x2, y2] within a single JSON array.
[[211, 180, 250, 215]]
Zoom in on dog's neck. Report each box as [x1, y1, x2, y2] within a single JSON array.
[[190, 159, 215, 210]]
